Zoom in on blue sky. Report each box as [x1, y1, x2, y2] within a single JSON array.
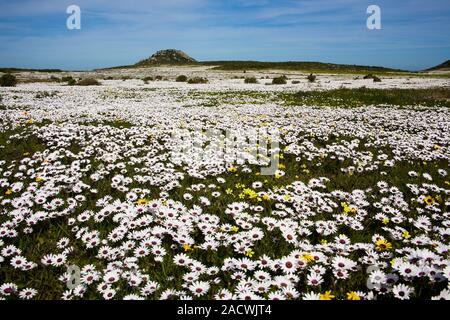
[[0, 0, 449, 70]]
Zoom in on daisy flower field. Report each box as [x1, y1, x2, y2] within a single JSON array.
[[0, 74, 449, 301]]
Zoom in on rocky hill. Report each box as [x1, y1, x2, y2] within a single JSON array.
[[136, 49, 197, 66]]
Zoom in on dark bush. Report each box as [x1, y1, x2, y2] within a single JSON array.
[[373, 76, 382, 82], [0, 74, 17, 87], [76, 78, 101, 86], [35, 91, 57, 99], [272, 76, 287, 85], [244, 77, 258, 84], [155, 75, 163, 81], [67, 78, 77, 86], [176, 75, 188, 82], [187, 77, 208, 84], [61, 76, 74, 82], [363, 74, 382, 82], [292, 80, 300, 84], [307, 73, 317, 82]]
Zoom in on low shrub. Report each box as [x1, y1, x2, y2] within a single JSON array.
[[0, 74, 17, 87], [76, 78, 101, 86], [272, 76, 287, 85], [187, 77, 208, 84], [244, 77, 258, 84], [364, 74, 382, 82], [35, 91, 57, 99], [373, 76, 382, 82], [307, 73, 317, 82], [176, 75, 188, 82], [61, 76, 74, 82]]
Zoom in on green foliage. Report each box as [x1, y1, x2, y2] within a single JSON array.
[[76, 78, 101, 86], [49, 75, 60, 82], [0, 73, 18, 87], [364, 74, 382, 82], [187, 77, 208, 84], [176, 75, 188, 82], [272, 76, 287, 85], [35, 91, 58, 99], [143, 76, 154, 82], [61, 76, 74, 82], [244, 77, 258, 84], [201, 60, 405, 73], [373, 76, 382, 82], [307, 73, 317, 82], [279, 88, 450, 107]]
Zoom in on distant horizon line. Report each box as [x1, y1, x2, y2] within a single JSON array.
[[1, 57, 448, 73], [0, 61, 424, 73]]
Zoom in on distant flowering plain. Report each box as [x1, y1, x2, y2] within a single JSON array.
[[0, 78, 449, 300]]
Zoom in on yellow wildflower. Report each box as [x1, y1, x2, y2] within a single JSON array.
[[346, 292, 361, 300], [301, 252, 315, 263], [375, 239, 392, 252], [423, 195, 434, 205], [402, 231, 411, 240], [136, 198, 149, 206], [319, 291, 335, 300], [245, 249, 254, 258]]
